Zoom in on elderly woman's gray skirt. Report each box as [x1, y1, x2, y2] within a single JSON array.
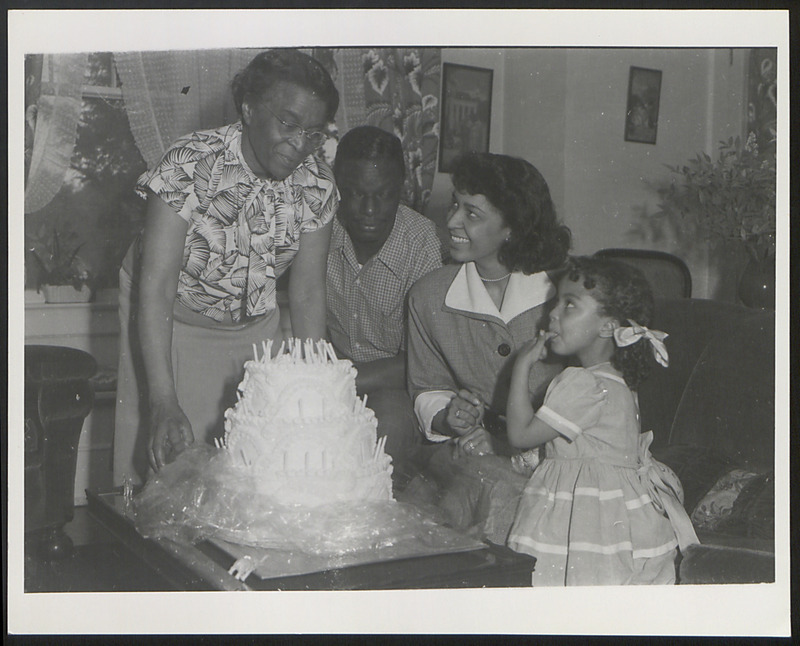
[[112, 266, 281, 485]]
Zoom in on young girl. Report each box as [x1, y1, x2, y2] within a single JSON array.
[[506, 256, 698, 586]]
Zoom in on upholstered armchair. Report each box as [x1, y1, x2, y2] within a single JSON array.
[[25, 345, 96, 559]]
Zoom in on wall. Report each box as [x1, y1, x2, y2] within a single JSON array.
[[427, 47, 748, 299], [503, 48, 568, 227], [559, 48, 746, 298]]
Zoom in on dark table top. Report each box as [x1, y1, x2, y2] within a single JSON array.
[[87, 487, 536, 591]]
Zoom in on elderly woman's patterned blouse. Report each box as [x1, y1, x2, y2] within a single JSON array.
[[136, 121, 338, 322]]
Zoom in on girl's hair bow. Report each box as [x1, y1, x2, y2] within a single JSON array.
[[613, 320, 669, 367]]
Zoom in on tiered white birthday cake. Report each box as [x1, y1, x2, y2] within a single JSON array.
[[220, 338, 394, 507]]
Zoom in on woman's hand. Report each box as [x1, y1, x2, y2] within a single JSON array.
[[445, 389, 486, 437], [148, 398, 194, 471], [454, 426, 495, 458]]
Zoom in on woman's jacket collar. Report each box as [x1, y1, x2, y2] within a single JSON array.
[[444, 262, 555, 324]]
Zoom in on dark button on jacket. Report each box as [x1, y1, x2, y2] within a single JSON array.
[[497, 343, 511, 357]]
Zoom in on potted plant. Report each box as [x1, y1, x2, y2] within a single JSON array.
[[28, 228, 94, 303], [653, 133, 776, 308]]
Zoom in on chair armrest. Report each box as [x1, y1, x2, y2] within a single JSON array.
[[25, 345, 97, 384]]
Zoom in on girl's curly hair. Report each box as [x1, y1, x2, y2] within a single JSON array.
[[565, 256, 657, 390], [450, 152, 571, 273]]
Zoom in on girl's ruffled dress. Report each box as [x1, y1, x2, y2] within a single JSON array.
[[507, 363, 698, 586]]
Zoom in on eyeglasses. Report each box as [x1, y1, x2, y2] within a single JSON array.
[[263, 103, 328, 147]]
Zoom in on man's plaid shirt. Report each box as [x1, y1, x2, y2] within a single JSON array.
[[327, 204, 445, 362]]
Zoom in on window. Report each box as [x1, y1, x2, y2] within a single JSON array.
[[25, 53, 147, 290]]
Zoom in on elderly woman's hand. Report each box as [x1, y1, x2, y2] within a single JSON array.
[[445, 389, 486, 437], [148, 398, 194, 471], [454, 426, 495, 458]]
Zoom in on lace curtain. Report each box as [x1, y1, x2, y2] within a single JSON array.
[[113, 49, 263, 169], [335, 47, 441, 214], [24, 52, 88, 214]]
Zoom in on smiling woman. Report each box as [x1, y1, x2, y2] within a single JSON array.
[[408, 152, 571, 449], [113, 49, 340, 486], [404, 152, 571, 542]]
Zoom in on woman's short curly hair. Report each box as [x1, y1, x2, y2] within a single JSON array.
[[231, 49, 339, 122], [565, 256, 657, 390], [450, 152, 571, 274]]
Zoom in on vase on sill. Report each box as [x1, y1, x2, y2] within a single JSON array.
[[737, 256, 775, 310], [40, 284, 93, 304]]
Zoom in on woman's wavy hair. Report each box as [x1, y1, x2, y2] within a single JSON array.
[[231, 49, 339, 122], [450, 152, 571, 273], [565, 256, 656, 390]]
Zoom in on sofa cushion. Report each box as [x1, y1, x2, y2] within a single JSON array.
[[679, 542, 774, 584], [690, 469, 759, 531], [714, 471, 774, 540]]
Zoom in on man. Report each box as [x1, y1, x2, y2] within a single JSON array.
[[327, 126, 444, 468]]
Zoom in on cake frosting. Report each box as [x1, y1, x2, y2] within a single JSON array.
[[221, 338, 393, 506]]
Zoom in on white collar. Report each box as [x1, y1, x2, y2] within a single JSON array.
[[444, 262, 555, 324]]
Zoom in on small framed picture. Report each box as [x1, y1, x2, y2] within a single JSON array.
[[438, 63, 493, 173], [624, 66, 662, 144]]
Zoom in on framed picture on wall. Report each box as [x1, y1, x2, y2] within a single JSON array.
[[438, 63, 493, 173], [624, 66, 662, 144]]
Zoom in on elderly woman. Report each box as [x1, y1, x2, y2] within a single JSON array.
[[405, 152, 570, 538], [113, 49, 339, 484]]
